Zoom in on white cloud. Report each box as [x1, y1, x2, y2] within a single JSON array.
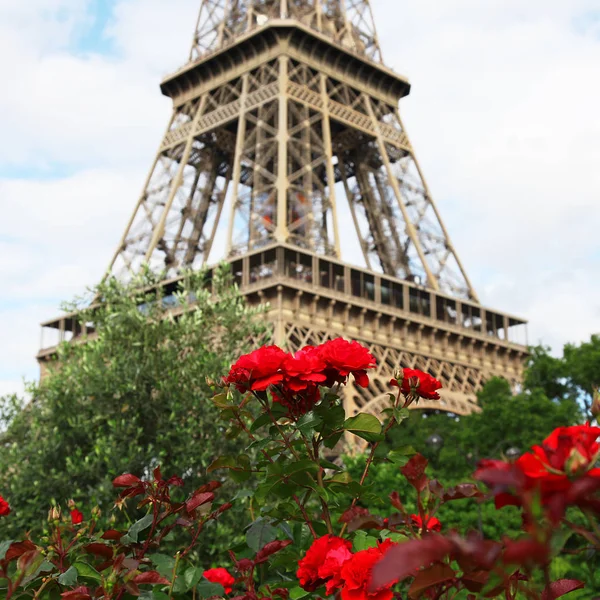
[[1, 0, 599, 397]]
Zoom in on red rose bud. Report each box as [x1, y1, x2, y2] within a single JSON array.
[[203, 568, 235, 594], [70, 509, 84, 525], [0, 494, 10, 517]]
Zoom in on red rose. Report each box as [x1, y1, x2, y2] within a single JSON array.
[[319, 541, 354, 594], [297, 535, 352, 592], [390, 368, 441, 400], [340, 539, 396, 600], [284, 346, 328, 391], [410, 514, 442, 532], [319, 339, 376, 388], [476, 424, 600, 516], [203, 567, 235, 594], [70, 509, 84, 525], [0, 494, 10, 517], [517, 423, 600, 498], [224, 346, 288, 392]]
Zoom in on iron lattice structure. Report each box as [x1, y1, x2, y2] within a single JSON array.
[[40, 0, 528, 420]]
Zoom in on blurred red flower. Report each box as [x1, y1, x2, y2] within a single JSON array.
[[203, 567, 235, 594]]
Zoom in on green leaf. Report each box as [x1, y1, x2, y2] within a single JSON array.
[[123, 513, 153, 543], [207, 455, 237, 472], [73, 562, 102, 583], [250, 413, 273, 432], [58, 566, 78, 586], [319, 459, 343, 471], [353, 531, 379, 552], [551, 529, 575, 558], [208, 454, 251, 475], [388, 446, 417, 465], [393, 407, 411, 423], [316, 403, 346, 429], [149, 554, 176, 579], [184, 567, 204, 590], [296, 412, 322, 436], [324, 430, 344, 449], [289, 586, 311, 600], [197, 580, 225, 598], [286, 459, 319, 476], [0, 540, 13, 561], [246, 518, 278, 552], [327, 472, 352, 484], [212, 393, 235, 409], [344, 413, 383, 443], [151, 592, 170, 600]]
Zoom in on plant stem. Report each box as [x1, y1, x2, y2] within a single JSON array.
[[340, 416, 397, 536], [168, 552, 181, 599], [235, 411, 317, 537]]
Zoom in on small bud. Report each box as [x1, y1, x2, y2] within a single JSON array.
[[91, 506, 101, 519], [67, 498, 76, 509], [591, 386, 600, 418], [48, 506, 61, 522]]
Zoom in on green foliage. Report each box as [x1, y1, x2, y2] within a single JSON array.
[[564, 334, 600, 414], [0, 266, 267, 560]]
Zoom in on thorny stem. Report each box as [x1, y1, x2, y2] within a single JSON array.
[[33, 576, 53, 600], [340, 414, 398, 537], [256, 395, 302, 461], [293, 494, 318, 539], [316, 467, 334, 535], [168, 552, 181, 599], [235, 410, 318, 538], [564, 518, 600, 547]]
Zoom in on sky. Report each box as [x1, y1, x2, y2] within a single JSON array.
[[0, 0, 599, 397]]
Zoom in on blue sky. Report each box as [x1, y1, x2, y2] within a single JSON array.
[[0, 0, 599, 396]]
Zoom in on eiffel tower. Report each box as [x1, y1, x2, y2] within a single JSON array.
[[38, 0, 528, 419]]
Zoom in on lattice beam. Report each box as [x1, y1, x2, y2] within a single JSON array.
[[190, 1, 382, 64]]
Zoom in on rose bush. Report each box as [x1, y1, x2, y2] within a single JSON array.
[[1, 338, 598, 600]]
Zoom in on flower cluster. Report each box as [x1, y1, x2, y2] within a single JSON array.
[[297, 535, 396, 600], [476, 423, 600, 520], [224, 339, 377, 416]]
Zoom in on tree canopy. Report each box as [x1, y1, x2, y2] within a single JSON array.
[[0, 267, 267, 556]]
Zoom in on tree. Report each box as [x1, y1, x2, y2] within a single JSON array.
[[564, 334, 600, 416], [0, 266, 267, 558]]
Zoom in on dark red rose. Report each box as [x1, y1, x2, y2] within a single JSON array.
[[390, 368, 441, 400], [283, 346, 328, 391], [410, 514, 441, 532], [70, 509, 84, 525], [0, 494, 10, 517], [319, 338, 376, 388], [273, 384, 321, 419], [297, 535, 353, 592], [224, 346, 288, 392], [203, 567, 235, 594], [340, 539, 396, 600]]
